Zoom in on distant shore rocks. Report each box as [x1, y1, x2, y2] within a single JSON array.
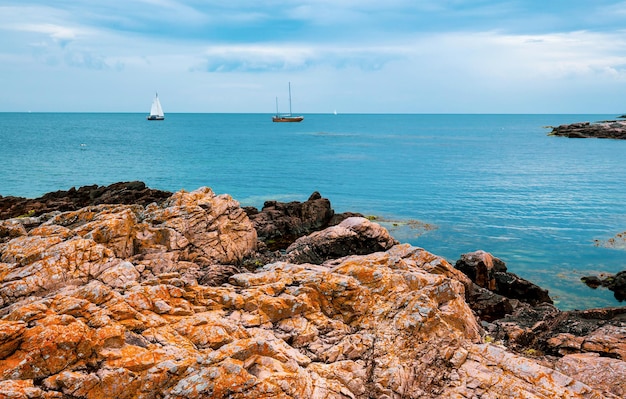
[[548, 120, 626, 139]]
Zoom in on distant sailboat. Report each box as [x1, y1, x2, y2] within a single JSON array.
[[272, 82, 303, 122], [147, 93, 165, 120]]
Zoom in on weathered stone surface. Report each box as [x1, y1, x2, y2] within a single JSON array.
[[450, 344, 610, 399], [1, 239, 611, 398], [244, 191, 361, 251], [456, 250, 552, 307], [486, 304, 626, 362], [548, 120, 626, 139], [283, 216, 399, 264], [556, 353, 626, 398], [0, 187, 620, 398], [0, 181, 172, 221], [0, 187, 257, 307]]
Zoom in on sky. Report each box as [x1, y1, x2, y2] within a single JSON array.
[[2, 1, 626, 113]]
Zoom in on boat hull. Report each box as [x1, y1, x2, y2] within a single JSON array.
[[147, 115, 165, 120], [272, 115, 304, 122]]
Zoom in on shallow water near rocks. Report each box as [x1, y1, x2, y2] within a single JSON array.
[[1, 112, 625, 310]]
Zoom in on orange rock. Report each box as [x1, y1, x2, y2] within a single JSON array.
[[0, 188, 618, 398]]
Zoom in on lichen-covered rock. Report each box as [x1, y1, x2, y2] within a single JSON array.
[[556, 353, 626, 398], [0, 187, 619, 398], [0, 187, 257, 307]]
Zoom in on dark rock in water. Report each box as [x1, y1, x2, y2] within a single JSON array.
[[455, 250, 552, 307], [456, 251, 626, 362], [581, 275, 604, 289], [244, 191, 362, 251], [582, 270, 626, 302], [548, 120, 626, 139], [614, 271, 626, 301], [0, 181, 172, 221]]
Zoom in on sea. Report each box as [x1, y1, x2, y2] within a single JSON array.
[[1, 112, 625, 311]]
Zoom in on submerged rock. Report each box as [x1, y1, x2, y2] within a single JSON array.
[[582, 271, 626, 302]]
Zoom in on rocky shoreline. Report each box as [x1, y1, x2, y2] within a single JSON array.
[[548, 119, 626, 139], [0, 182, 625, 398]]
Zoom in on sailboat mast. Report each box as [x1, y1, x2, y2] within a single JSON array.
[[288, 82, 292, 116]]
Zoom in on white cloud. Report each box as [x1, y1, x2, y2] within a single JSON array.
[[15, 23, 78, 47], [3, 1, 626, 112]]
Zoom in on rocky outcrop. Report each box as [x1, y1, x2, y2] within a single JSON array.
[[244, 191, 362, 251], [454, 250, 552, 322], [0, 181, 172, 220], [0, 186, 623, 398], [283, 216, 399, 264], [548, 120, 626, 139], [455, 251, 626, 361], [456, 250, 552, 306], [484, 304, 626, 365], [453, 250, 626, 398], [0, 187, 257, 307]]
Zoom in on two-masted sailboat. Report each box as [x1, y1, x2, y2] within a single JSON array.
[[147, 93, 165, 120], [273, 82, 303, 122]]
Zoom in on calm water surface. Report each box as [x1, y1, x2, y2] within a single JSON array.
[[1, 112, 625, 310]]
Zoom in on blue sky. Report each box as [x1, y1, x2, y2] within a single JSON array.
[[2, 1, 626, 113]]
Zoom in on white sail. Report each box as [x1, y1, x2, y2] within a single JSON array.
[[151, 94, 164, 117]]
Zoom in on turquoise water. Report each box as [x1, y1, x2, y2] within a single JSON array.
[[1, 112, 625, 310]]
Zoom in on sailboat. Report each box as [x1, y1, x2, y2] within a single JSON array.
[[147, 92, 165, 120], [272, 82, 303, 122]]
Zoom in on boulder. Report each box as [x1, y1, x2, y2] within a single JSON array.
[[244, 191, 361, 250], [456, 250, 552, 307], [282, 216, 399, 264]]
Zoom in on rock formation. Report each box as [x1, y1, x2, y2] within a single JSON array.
[[454, 252, 626, 398], [548, 120, 626, 139], [243, 191, 362, 251], [0, 181, 172, 220], [0, 185, 623, 398]]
